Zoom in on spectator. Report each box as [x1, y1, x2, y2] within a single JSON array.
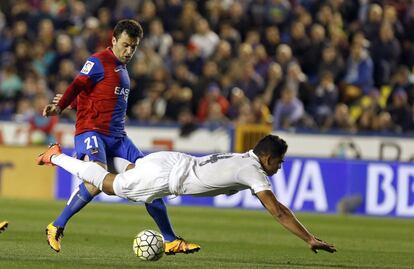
[[197, 82, 229, 123], [228, 87, 248, 120], [130, 99, 154, 123], [383, 4, 404, 40], [387, 90, 412, 132], [185, 42, 204, 76], [356, 107, 376, 132], [136, 0, 157, 34], [362, 3, 383, 42], [178, 106, 197, 137], [401, 4, 414, 69], [193, 60, 219, 112], [14, 97, 33, 122], [175, 0, 200, 43], [275, 44, 294, 73], [310, 71, 339, 127], [245, 29, 261, 48], [218, 22, 241, 54], [265, 0, 291, 29], [318, 44, 345, 83], [189, 17, 219, 59], [227, 1, 249, 39], [144, 18, 173, 58], [14, 40, 32, 78], [248, 0, 267, 28], [164, 43, 187, 75], [389, 65, 414, 106], [324, 103, 355, 132], [370, 23, 401, 87], [28, 93, 58, 145], [0, 0, 413, 135], [262, 26, 280, 57], [233, 62, 265, 101], [263, 62, 284, 112], [285, 62, 312, 112], [0, 65, 22, 103], [172, 63, 198, 89], [164, 83, 192, 122], [302, 24, 326, 79], [211, 40, 232, 75], [205, 102, 230, 126], [272, 87, 304, 130], [289, 21, 310, 71], [234, 100, 256, 124], [252, 95, 272, 125], [373, 111, 400, 133], [342, 43, 374, 103]]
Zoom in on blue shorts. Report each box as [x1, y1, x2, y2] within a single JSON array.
[[74, 131, 144, 165]]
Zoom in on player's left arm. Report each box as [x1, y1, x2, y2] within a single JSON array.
[[256, 190, 336, 253]]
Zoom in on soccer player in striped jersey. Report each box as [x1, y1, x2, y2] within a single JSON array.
[[42, 19, 200, 254]]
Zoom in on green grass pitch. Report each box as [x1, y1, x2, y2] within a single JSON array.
[[0, 198, 413, 269]]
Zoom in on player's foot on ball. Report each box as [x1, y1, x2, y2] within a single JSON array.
[[0, 221, 8, 233], [164, 237, 201, 255], [46, 223, 64, 252], [37, 144, 62, 166]]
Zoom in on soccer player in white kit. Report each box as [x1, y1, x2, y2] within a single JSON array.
[[37, 135, 336, 253]]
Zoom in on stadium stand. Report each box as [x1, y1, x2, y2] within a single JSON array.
[[0, 0, 413, 141]]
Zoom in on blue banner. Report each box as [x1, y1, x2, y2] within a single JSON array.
[[55, 150, 414, 217]]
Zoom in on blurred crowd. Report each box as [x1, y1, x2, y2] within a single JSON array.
[[1, 0, 414, 139]]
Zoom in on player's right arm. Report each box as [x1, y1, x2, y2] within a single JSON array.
[[43, 57, 104, 117], [256, 190, 336, 253]]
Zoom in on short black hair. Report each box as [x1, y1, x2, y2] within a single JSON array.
[[253, 135, 288, 159], [113, 19, 144, 40]]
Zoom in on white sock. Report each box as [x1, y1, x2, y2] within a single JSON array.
[[51, 154, 109, 190]]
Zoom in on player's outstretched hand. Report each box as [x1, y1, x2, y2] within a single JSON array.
[[42, 104, 61, 117], [309, 237, 336, 253]]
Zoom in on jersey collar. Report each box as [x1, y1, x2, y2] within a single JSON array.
[[248, 150, 260, 163], [249, 150, 267, 175], [106, 47, 124, 66]]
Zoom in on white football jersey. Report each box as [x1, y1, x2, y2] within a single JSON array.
[[112, 150, 272, 203], [178, 150, 272, 197]]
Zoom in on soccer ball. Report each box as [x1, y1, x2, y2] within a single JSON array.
[[133, 229, 164, 261]]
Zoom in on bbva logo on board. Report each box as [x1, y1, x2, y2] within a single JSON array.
[[366, 164, 414, 217]]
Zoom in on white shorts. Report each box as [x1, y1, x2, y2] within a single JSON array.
[[112, 152, 174, 203]]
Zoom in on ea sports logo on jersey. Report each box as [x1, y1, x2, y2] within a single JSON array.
[[114, 86, 130, 101]]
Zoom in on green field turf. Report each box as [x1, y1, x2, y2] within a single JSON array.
[[0, 198, 413, 269]]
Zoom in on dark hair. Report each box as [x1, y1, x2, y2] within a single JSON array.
[[253, 135, 288, 158], [113, 19, 144, 40]]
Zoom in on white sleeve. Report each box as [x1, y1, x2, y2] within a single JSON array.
[[111, 157, 132, 173], [237, 164, 272, 194]]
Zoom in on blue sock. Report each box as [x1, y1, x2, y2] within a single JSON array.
[[145, 198, 176, 242], [53, 183, 94, 228]]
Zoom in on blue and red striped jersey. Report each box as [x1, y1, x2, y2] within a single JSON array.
[[58, 48, 130, 137]]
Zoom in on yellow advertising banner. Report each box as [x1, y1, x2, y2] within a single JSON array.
[[0, 146, 55, 199]]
